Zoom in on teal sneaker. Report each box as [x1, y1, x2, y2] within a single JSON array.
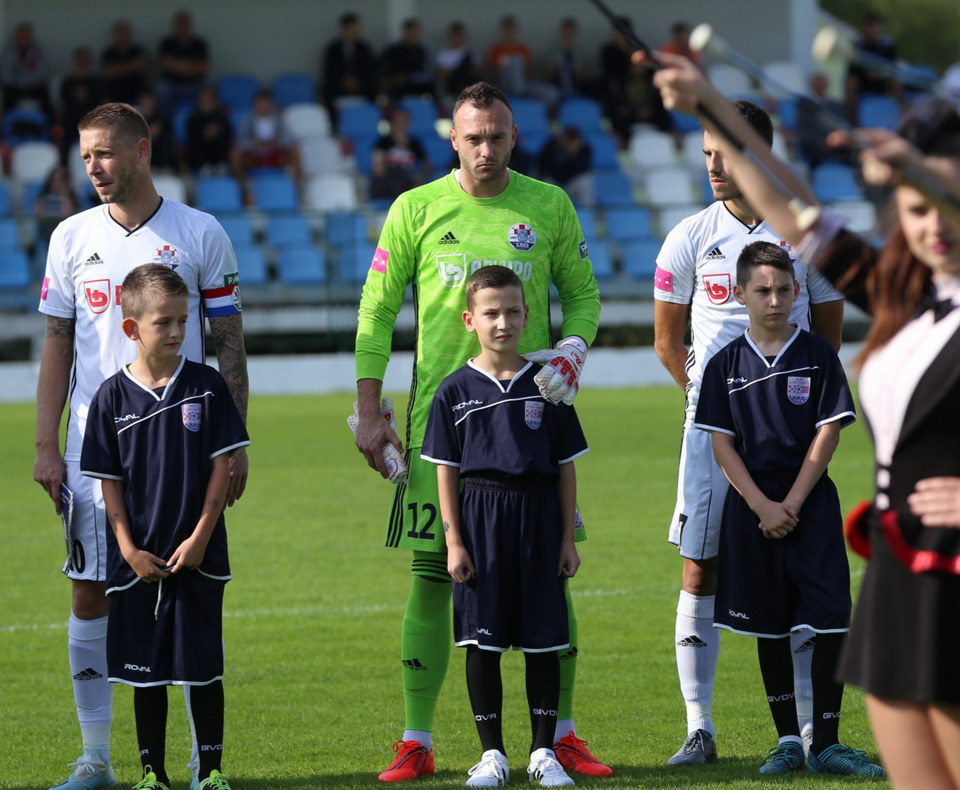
[[198, 770, 233, 789], [759, 741, 804, 774], [808, 744, 885, 776], [49, 749, 116, 790], [131, 768, 169, 790]]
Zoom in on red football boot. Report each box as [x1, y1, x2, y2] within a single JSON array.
[[378, 740, 435, 782], [553, 734, 613, 777]]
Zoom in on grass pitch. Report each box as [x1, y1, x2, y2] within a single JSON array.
[[0, 388, 885, 789]]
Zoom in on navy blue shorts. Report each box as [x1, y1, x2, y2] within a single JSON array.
[[107, 571, 226, 686], [454, 477, 569, 652], [715, 473, 851, 638]]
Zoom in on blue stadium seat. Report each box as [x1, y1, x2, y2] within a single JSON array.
[[270, 73, 316, 107], [276, 244, 326, 284], [777, 98, 799, 131], [334, 242, 376, 283], [594, 171, 635, 207], [812, 163, 863, 203], [619, 239, 663, 279], [217, 214, 255, 247], [0, 182, 12, 216], [558, 97, 604, 135], [217, 73, 260, 112], [251, 174, 299, 212], [510, 97, 550, 138], [0, 218, 19, 249], [338, 102, 382, 140], [584, 133, 620, 171], [416, 134, 455, 172], [396, 99, 439, 137], [235, 246, 269, 286], [517, 131, 550, 156], [324, 211, 368, 247], [350, 135, 378, 175], [0, 248, 30, 288], [3, 108, 49, 143], [669, 110, 702, 134], [265, 214, 312, 248], [858, 95, 900, 130], [586, 239, 614, 279], [195, 176, 244, 213], [576, 208, 598, 240], [172, 105, 192, 144], [604, 207, 654, 243]]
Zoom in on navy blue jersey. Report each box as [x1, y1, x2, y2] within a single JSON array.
[[694, 327, 855, 473], [421, 361, 588, 478], [80, 358, 250, 591]]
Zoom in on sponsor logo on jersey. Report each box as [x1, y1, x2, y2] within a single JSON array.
[[437, 253, 467, 286], [223, 272, 239, 286], [84, 279, 111, 314], [508, 222, 537, 251], [438, 231, 460, 244], [579, 239, 589, 260], [477, 627, 493, 635], [727, 377, 749, 385], [452, 399, 483, 411], [371, 246, 389, 273], [115, 413, 141, 424], [41, 276, 50, 301], [786, 376, 811, 405], [705, 246, 725, 260], [155, 245, 181, 270], [124, 663, 151, 672], [524, 400, 544, 430], [84, 253, 104, 266], [654, 266, 674, 292], [728, 609, 750, 619], [702, 273, 732, 305], [182, 402, 203, 432]]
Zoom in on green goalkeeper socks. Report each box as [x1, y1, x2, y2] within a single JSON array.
[[558, 581, 578, 720], [402, 567, 452, 732]]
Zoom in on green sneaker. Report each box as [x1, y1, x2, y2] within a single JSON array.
[[759, 741, 804, 774], [808, 744, 885, 776], [198, 770, 233, 789], [131, 768, 169, 790]]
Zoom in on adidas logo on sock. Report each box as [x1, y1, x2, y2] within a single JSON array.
[[794, 638, 816, 654], [84, 253, 104, 266], [677, 635, 707, 648], [438, 231, 459, 244], [705, 247, 725, 260], [402, 658, 427, 671], [73, 667, 104, 681], [559, 646, 579, 660]]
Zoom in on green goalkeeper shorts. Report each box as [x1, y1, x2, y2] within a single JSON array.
[[384, 450, 587, 552]]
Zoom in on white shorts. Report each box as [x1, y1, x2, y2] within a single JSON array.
[[667, 403, 730, 561], [62, 459, 109, 582]]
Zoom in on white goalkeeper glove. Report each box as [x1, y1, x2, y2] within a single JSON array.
[[522, 336, 588, 405], [347, 397, 408, 484]]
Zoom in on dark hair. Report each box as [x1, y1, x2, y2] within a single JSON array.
[[121, 264, 188, 319], [466, 265, 524, 309], [858, 99, 960, 364], [732, 99, 773, 148], [672, 21, 691, 35], [736, 241, 795, 286], [453, 81, 512, 120], [79, 102, 151, 144], [340, 12, 359, 28]]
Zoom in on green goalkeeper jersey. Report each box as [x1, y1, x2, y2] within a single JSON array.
[[356, 169, 600, 449]]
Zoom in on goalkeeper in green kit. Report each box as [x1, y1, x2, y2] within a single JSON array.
[[354, 81, 609, 783]]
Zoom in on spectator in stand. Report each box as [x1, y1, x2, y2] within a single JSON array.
[[845, 12, 901, 123], [157, 10, 210, 114], [599, 16, 672, 143], [185, 85, 234, 175], [35, 164, 78, 242], [435, 22, 482, 107], [660, 22, 703, 67], [101, 19, 149, 105], [381, 18, 435, 102], [538, 126, 593, 206], [136, 89, 178, 173], [1, 21, 50, 115], [486, 15, 558, 107], [232, 88, 301, 184], [59, 47, 104, 157], [370, 107, 429, 200], [321, 12, 379, 121], [547, 17, 590, 100], [795, 72, 851, 169]]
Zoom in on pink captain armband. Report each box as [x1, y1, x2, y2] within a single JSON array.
[[794, 207, 847, 269]]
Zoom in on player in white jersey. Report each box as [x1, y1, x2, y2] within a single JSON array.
[[652, 100, 845, 767], [33, 103, 249, 790]]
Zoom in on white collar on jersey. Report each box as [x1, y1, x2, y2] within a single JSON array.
[[743, 324, 802, 368], [121, 355, 185, 401], [467, 358, 534, 394]]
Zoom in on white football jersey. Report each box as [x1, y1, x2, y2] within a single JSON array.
[[653, 201, 842, 396], [39, 199, 241, 460]]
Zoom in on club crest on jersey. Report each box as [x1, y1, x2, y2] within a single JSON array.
[[524, 400, 544, 429], [702, 273, 732, 305], [508, 223, 537, 252], [181, 403, 203, 432], [84, 279, 111, 314], [786, 376, 811, 405], [155, 245, 181, 270]]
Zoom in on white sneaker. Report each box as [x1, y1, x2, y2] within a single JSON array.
[[801, 724, 814, 758], [527, 748, 574, 787], [49, 749, 116, 790], [466, 749, 509, 787]]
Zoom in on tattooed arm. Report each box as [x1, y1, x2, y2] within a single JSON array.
[[34, 316, 75, 514], [209, 313, 249, 506]]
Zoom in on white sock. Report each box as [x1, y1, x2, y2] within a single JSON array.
[[675, 590, 719, 736], [554, 719, 575, 741], [402, 729, 432, 748], [68, 614, 112, 757], [779, 734, 804, 747], [790, 630, 815, 732], [183, 685, 199, 771]]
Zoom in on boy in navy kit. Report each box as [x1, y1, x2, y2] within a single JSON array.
[[694, 241, 883, 777], [422, 266, 587, 788], [80, 264, 249, 790]]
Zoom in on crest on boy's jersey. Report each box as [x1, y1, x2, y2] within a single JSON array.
[[786, 376, 811, 405], [524, 400, 544, 429], [181, 403, 202, 432]]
